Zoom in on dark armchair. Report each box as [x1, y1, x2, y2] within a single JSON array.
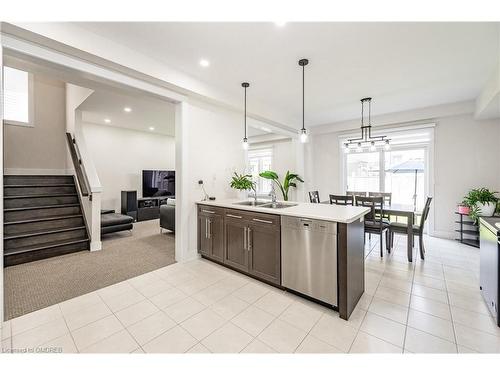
[[160, 198, 175, 233]]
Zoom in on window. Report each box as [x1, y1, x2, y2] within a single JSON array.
[[341, 126, 433, 211], [248, 148, 273, 194], [3, 66, 34, 126], [346, 152, 380, 193]]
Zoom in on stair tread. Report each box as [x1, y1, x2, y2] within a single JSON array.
[[4, 214, 84, 226], [4, 203, 81, 212], [4, 226, 86, 240], [4, 238, 89, 256], [4, 184, 75, 188], [4, 194, 78, 199]]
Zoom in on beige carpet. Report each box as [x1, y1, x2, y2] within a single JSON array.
[[4, 219, 175, 320]]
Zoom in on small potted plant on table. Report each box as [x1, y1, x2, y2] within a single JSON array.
[[462, 187, 499, 223]]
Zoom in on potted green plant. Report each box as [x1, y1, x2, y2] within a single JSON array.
[[462, 187, 498, 223], [230, 172, 256, 199], [259, 170, 304, 201]]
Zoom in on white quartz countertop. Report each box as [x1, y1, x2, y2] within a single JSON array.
[[196, 199, 369, 224]]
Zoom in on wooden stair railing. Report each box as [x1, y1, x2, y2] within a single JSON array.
[[66, 132, 91, 199]]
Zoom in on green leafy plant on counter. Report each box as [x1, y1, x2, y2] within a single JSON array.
[[259, 170, 304, 201], [230, 172, 256, 196], [462, 187, 499, 223]]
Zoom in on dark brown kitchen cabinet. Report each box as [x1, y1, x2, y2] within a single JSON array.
[[223, 209, 281, 285], [223, 216, 249, 272], [198, 204, 281, 287], [248, 220, 281, 285], [197, 205, 224, 262]]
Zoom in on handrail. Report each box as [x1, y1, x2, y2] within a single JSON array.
[[66, 132, 91, 198]]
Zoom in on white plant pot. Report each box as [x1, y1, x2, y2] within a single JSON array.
[[476, 202, 496, 217], [238, 190, 248, 200]]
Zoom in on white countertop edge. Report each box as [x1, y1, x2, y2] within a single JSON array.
[[196, 199, 369, 224]]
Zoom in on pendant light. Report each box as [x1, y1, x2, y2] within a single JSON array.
[[298, 59, 309, 143], [241, 82, 250, 150], [344, 97, 391, 152]]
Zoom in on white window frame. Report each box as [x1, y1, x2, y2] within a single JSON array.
[[247, 146, 274, 196], [339, 124, 435, 233], [3, 66, 35, 127]]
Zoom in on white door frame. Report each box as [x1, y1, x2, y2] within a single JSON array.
[[0, 33, 189, 323]]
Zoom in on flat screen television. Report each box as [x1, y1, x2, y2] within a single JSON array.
[[142, 170, 175, 198]]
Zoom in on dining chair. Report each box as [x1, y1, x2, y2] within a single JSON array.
[[346, 191, 367, 198], [368, 192, 392, 207], [329, 194, 354, 205], [355, 196, 390, 257], [389, 197, 432, 260], [346, 191, 366, 205], [309, 191, 320, 203], [368, 192, 392, 221]]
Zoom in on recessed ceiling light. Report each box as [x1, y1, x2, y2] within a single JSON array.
[[274, 21, 286, 27], [261, 127, 271, 132], [199, 59, 210, 67], [148, 126, 155, 131], [124, 107, 132, 113], [104, 118, 111, 124]]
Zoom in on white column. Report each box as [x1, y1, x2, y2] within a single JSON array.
[[175, 101, 190, 262]]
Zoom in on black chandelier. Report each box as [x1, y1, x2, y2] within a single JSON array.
[[344, 97, 390, 153]]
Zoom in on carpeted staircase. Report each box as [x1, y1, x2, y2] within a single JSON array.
[[3, 175, 89, 266]]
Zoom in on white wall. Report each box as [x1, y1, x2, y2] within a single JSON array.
[[433, 113, 500, 236], [82, 122, 175, 212], [180, 99, 246, 260], [4, 73, 69, 174], [307, 103, 500, 237], [250, 139, 303, 201]]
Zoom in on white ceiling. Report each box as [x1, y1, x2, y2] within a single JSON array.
[[79, 88, 176, 136], [75, 22, 500, 127]]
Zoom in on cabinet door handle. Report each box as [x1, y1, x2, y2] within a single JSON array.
[[202, 209, 215, 214], [208, 219, 212, 239], [205, 219, 208, 239], [247, 228, 252, 251], [243, 226, 247, 250], [227, 214, 242, 219], [253, 218, 273, 224]]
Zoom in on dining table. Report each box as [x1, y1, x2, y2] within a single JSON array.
[[321, 201, 419, 262]]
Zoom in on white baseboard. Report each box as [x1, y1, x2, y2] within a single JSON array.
[[179, 251, 201, 263], [90, 240, 102, 252], [4, 168, 74, 175]]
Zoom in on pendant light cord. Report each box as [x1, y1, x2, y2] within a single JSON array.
[[244, 85, 247, 139], [302, 64, 305, 132]]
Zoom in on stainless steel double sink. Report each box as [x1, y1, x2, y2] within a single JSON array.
[[234, 201, 298, 209]]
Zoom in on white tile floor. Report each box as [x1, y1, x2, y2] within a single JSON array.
[[1, 234, 500, 353]]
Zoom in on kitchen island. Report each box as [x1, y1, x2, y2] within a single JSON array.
[[196, 199, 369, 320]]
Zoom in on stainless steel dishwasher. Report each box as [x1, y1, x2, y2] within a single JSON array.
[[281, 216, 338, 306]]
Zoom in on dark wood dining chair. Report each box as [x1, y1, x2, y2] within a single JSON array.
[[309, 191, 320, 203], [355, 196, 390, 257], [368, 192, 392, 221], [389, 197, 432, 260], [329, 194, 354, 205], [346, 191, 366, 205], [368, 192, 392, 207], [346, 191, 367, 198]]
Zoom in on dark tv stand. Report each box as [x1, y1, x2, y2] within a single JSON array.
[[121, 191, 173, 222], [137, 196, 171, 222]]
